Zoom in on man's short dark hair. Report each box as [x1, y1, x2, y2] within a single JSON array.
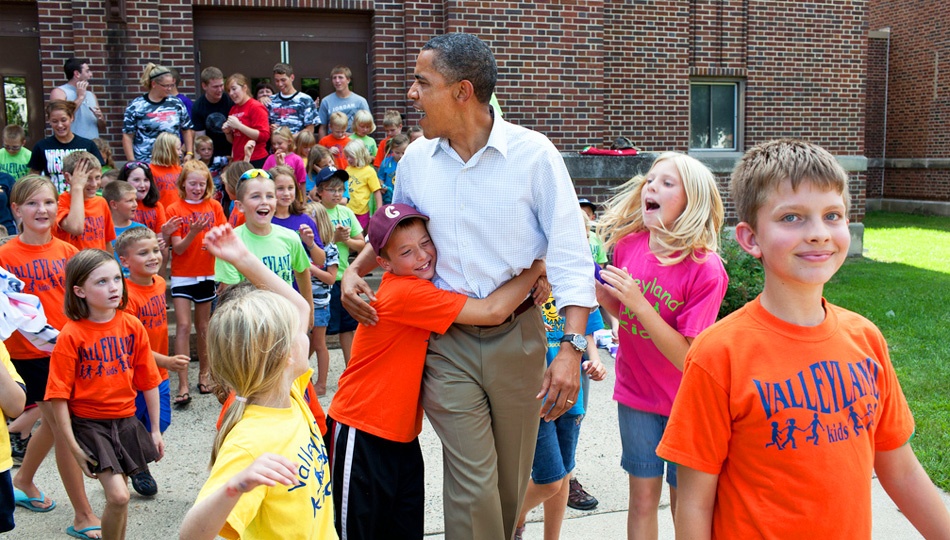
[[64, 57, 89, 80], [422, 33, 497, 104]]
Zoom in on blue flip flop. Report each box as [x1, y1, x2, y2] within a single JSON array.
[[13, 488, 56, 512], [66, 525, 102, 539]]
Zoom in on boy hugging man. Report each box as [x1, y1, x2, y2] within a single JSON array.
[[325, 203, 544, 540], [656, 139, 950, 538]]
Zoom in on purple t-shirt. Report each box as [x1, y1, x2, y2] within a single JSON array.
[[612, 231, 728, 416], [272, 213, 323, 255]]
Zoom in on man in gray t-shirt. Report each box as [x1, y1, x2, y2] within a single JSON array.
[[50, 57, 105, 140], [316, 65, 370, 138]]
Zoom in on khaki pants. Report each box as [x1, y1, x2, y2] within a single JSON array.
[[422, 309, 546, 540]]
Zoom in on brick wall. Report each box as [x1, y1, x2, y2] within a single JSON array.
[[32, 0, 872, 217], [868, 0, 950, 202]]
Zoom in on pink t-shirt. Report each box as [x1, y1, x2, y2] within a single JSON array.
[[612, 231, 728, 416], [263, 151, 307, 185]]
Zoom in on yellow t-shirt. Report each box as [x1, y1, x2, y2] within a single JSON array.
[[195, 371, 336, 540], [344, 165, 381, 216], [0, 343, 25, 472]]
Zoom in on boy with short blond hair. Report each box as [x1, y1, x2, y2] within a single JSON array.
[[318, 111, 351, 170], [54, 150, 115, 250], [116, 227, 190, 496], [327, 203, 545, 540], [0, 125, 31, 179], [374, 109, 404, 168], [657, 138, 950, 539], [103, 180, 145, 237]]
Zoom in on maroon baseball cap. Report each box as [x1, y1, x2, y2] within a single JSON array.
[[367, 203, 430, 253]]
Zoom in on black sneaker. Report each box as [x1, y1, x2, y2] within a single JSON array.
[[10, 432, 29, 464], [131, 469, 158, 497], [567, 477, 598, 511]]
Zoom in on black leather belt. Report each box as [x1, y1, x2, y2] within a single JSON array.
[[474, 297, 535, 329]]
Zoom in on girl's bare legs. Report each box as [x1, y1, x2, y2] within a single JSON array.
[[310, 325, 329, 395], [98, 470, 130, 540], [173, 297, 193, 396], [339, 330, 354, 366], [628, 475, 670, 540], [540, 477, 571, 540], [14, 402, 101, 536], [516, 478, 562, 534], [194, 301, 213, 390]]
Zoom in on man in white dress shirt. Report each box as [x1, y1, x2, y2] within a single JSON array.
[[342, 33, 595, 540]]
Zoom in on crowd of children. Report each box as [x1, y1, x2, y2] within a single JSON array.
[[1, 58, 949, 540]]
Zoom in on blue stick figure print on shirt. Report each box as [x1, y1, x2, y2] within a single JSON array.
[[805, 413, 825, 446], [848, 405, 865, 436], [765, 421, 785, 450]]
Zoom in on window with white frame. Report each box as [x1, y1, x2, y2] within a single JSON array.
[[690, 81, 740, 150]]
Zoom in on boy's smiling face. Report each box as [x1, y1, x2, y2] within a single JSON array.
[[376, 219, 437, 281], [120, 237, 163, 279], [737, 179, 850, 294], [238, 178, 276, 230]]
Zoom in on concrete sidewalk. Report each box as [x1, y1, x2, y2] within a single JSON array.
[[10, 346, 950, 539]]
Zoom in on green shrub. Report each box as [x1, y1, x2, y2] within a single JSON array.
[[718, 236, 764, 319]]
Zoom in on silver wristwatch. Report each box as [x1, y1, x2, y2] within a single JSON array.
[[559, 333, 587, 352]]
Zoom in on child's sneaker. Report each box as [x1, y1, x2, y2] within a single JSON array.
[[567, 477, 599, 511], [10, 432, 29, 464], [131, 469, 158, 497]]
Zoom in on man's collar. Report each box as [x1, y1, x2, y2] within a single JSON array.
[[433, 113, 509, 161]]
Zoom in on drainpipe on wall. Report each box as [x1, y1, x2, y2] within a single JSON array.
[[880, 27, 891, 197]]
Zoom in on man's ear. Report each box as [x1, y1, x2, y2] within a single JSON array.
[[734, 222, 762, 259], [456, 80, 475, 102]]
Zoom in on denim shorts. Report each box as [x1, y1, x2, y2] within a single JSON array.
[[531, 413, 583, 485], [313, 304, 330, 328], [618, 404, 677, 487]]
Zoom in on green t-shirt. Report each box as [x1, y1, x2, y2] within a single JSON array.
[[0, 148, 32, 179], [350, 134, 378, 158], [589, 230, 608, 265], [214, 224, 310, 285], [324, 204, 363, 281]]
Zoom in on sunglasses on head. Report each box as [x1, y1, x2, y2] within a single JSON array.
[[124, 161, 147, 170], [239, 169, 271, 182]]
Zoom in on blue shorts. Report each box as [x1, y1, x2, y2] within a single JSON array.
[[618, 404, 677, 487], [327, 282, 358, 335], [135, 378, 172, 434], [314, 304, 330, 328], [531, 413, 583, 485]]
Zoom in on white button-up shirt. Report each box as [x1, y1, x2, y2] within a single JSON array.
[[394, 117, 596, 310]]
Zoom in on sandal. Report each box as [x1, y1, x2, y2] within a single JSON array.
[[173, 393, 191, 407], [197, 383, 213, 395]]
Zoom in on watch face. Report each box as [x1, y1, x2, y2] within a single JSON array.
[[571, 335, 587, 350]]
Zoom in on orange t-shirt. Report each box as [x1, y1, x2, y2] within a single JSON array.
[[134, 201, 167, 236], [165, 199, 226, 278], [46, 311, 162, 419], [125, 275, 169, 380], [0, 237, 78, 359], [54, 192, 116, 251], [656, 297, 915, 539], [318, 134, 350, 170], [373, 136, 392, 168], [328, 273, 467, 442], [228, 206, 245, 228], [149, 163, 182, 210]]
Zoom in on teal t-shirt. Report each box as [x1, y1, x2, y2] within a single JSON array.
[[214, 224, 310, 285]]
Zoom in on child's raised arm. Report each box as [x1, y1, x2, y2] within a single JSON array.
[[875, 442, 950, 538], [454, 260, 545, 326], [203, 224, 309, 336], [58, 160, 93, 236], [179, 453, 298, 540]]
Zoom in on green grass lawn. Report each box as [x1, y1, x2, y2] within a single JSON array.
[[824, 212, 950, 491]]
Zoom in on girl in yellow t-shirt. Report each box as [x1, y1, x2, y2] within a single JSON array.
[[180, 224, 336, 540]]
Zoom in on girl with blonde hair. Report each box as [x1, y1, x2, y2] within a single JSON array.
[[595, 152, 727, 540]]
